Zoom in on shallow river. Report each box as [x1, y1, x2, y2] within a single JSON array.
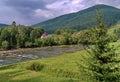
[[0, 45, 82, 66]]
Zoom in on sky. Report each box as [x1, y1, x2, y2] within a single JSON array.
[[0, 0, 120, 25]]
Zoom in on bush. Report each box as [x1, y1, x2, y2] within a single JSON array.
[[35, 38, 42, 47], [53, 35, 67, 45], [109, 34, 118, 42], [2, 40, 9, 50], [26, 62, 45, 71], [25, 41, 33, 48]]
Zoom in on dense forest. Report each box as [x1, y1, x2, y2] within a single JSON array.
[[0, 21, 117, 50], [0, 21, 44, 50], [0, 22, 80, 50]]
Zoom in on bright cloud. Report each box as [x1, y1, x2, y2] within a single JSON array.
[[72, 0, 83, 5], [46, 0, 84, 14], [34, 9, 54, 18]]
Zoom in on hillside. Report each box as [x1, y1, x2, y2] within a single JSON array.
[[108, 21, 120, 33], [33, 4, 120, 33], [0, 23, 8, 27]]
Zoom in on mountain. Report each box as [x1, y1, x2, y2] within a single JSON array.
[[0, 23, 8, 27], [33, 4, 120, 33]]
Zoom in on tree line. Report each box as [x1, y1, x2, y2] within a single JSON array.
[[0, 21, 118, 50], [0, 21, 44, 50]]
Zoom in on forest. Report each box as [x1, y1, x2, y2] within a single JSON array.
[[0, 20, 118, 50]]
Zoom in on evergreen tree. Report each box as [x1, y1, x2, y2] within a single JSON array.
[[16, 26, 27, 48], [12, 21, 16, 27], [89, 10, 120, 82]]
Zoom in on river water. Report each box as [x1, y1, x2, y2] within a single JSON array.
[[0, 45, 82, 66]]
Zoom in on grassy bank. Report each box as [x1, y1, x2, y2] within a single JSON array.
[[0, 42, 120, 82], [0, 50, 94, 82]]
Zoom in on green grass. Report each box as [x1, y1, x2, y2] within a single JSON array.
[[0, 42, 120, 82], [0, 50, 93, 82], [108, 21, 120, 34]]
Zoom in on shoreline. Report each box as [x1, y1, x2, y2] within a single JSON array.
[[0, 44, 81, 57], [0, 44, 82, 66]]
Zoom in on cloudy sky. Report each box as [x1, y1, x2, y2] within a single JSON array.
[[0, 0, 120, 25]]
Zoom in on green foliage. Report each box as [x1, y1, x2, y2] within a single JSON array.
[[78, 29, 94, 46], [70, 34, 78, 44], [54, 29, 79, 45], [114, 27, 120, 39], [108, 33, 118, 42], [1, 28, 11, 43], [52, 35, 68, 45], [26, 62, 45, 71], [55, 29, 77, 35], [0, 22, 81, 50], [30, 28, 44, 43], [25, 41, 33, 48], [33, 5, 120, 33], [24, 27, 34, 41], [16, 26, 27, 48], [34, 32, 79, 47], [0, 22, 44, 50], [35, 37, 55, 47], [2, 40, 9, 50], [85, 10, 120, 82]]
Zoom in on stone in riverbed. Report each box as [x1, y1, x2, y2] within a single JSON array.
[[0, 60, 4, 62]]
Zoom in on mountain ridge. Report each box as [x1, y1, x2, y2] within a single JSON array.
[[0, 23, 8, 27], [32, 5, 120, 33]]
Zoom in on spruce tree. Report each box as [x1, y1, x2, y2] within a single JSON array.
[[89, 10, 120, 82]]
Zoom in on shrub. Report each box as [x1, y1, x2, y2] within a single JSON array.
[[26, 62, 45, 71], [25, 41, 33, 48], [109, 34, 118, 42], [2, 40, 9, 50]]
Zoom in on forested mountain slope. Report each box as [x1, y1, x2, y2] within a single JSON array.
[[33, 4, 120, 33], [0, 24, 8, 27]]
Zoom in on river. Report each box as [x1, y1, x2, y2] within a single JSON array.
[[0, 45, 82, 66]]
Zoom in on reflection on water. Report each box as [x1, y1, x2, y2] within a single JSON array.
[[0, 45, 81, 66]]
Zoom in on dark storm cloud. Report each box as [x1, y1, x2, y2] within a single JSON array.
[[2, 0, 49, 25], [0, 0, 120, 25]]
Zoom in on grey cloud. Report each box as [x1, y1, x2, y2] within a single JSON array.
[[4, 0, 47, 17], [4, 0, 46, 10], [0, 0, 120, 25], [81, 0, 96, 7], [3, 0, 49, 25]]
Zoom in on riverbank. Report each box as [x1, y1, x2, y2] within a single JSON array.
[[0, 44, 82, 54], [0, 45, 82, 66], [0, 50, 94, 82]]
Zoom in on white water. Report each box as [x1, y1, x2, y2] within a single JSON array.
[[0, 45, 81, 66]]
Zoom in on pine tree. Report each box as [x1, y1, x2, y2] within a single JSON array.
[[89, 10, 120, 82]]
